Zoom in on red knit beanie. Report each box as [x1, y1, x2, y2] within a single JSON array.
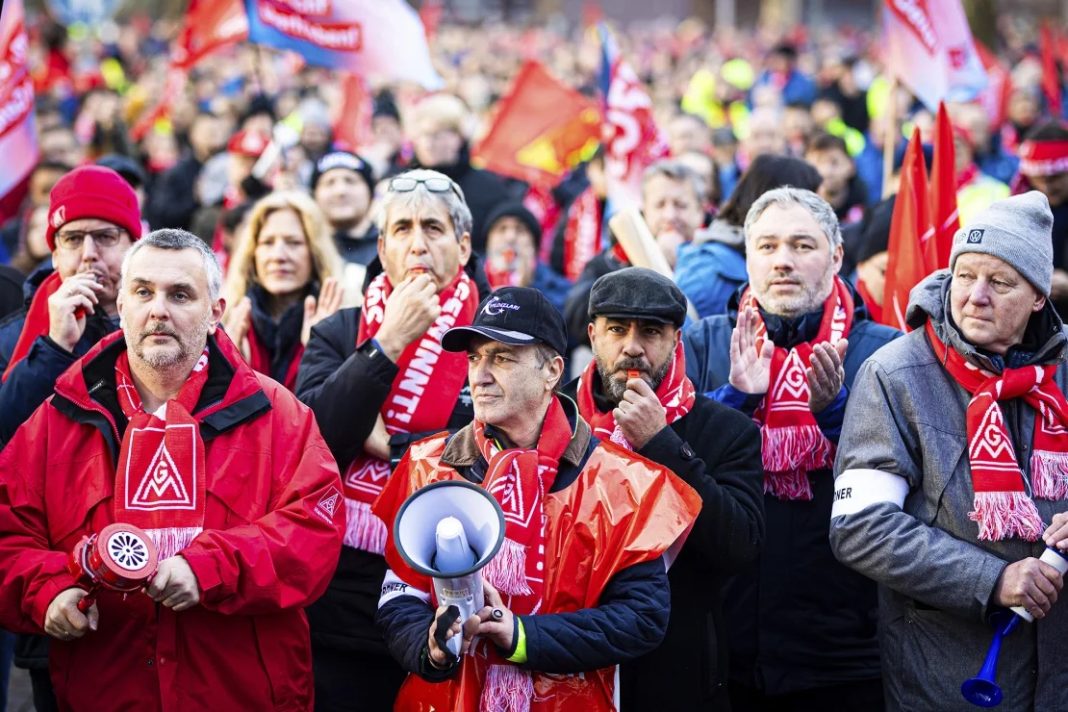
[[46, 165, 143, 251]]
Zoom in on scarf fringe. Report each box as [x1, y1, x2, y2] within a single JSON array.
[[480, 663, 533, 712], [968, 491, 1045, 541], [763, 470, 814, 501], [145, 526, 203, 560], [1030, 450, 1068, 500], [482, 538, 533, 596], [761, 424, 833, 473], [343, 498, 387, 554]]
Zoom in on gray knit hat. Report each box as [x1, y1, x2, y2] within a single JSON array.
[[949, 191, 1054, 296]]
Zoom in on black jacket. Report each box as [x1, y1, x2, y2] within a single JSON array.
[[295, 262, 489, 656], [376, 403, 671, 680], [142, 153, 203, 230], [560, 377, 765, 709], [246, 284, 307, 385], [682, 286, 900, 695]]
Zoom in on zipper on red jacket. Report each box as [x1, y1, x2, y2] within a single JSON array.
[[60, 377, 121, 444]]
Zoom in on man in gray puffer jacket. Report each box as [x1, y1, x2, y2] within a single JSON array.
[[831, 191, 1068, 711]]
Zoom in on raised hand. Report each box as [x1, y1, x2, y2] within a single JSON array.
[[807, 339, 848, 414], [374, 274, 440, 362], [48, 272, 102, 352], [302, 277, 344, 345], [728, 306, 773, 395], [221, 296, 253, 362]]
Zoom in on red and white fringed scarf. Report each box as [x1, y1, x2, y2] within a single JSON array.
[[342, 270, 479, 554], [1019, 139, 1068, 177], [576, 340, 696, 450], [473, 397, 572, 712], [113, 348, 210, 558], [743, 276, 854, 500], [2, 271, 65, 382], [926, 321, 1068, 541], [562, 187, 602, 282]]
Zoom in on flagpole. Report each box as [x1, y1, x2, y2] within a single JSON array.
[[882, 76, 897, 199]]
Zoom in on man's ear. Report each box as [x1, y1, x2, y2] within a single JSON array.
[[457, 231, 472, 266], [208, 297, 226, 334]]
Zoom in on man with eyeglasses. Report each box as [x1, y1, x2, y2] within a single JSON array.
[[296, 168, 489, 711], [0, 165, 142, 445], [0, 164, 141, 710]]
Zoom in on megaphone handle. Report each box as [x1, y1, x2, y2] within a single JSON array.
[[77, 586, 98, 614]]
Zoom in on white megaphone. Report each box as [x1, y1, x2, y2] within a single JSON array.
[[394, 480, 506, 658]]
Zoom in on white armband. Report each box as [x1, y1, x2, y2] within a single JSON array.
[[379, 568, 431, 608], [830, 468, 909, 519]]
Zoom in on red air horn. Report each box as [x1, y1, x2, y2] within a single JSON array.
[[962, 547, 1068, 707], [67, 523, 159, 613]]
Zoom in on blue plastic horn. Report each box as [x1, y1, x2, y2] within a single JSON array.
[[961, 609, 1020, 707]]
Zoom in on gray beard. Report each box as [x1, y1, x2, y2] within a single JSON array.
[[595, 355, 672, 405]]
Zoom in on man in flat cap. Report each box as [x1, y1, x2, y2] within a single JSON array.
[[561, 266, 764, 710], [374, 286, 701, 711]]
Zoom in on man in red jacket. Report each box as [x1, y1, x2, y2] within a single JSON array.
[[0, 228, 345, 711]]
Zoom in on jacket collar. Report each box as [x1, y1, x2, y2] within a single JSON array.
[[441, 395, 591, 469]]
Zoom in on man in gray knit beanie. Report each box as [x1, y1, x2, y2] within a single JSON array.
[[949, 190, 1054, 297], [830, 191, 1068, 711]]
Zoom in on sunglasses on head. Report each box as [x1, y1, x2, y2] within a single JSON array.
[[388, 176, 465, 202]]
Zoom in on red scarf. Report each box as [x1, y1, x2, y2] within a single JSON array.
[[113, 348, 210, 559], [2, 271, 64, 382], [856, 277, 883, 324], [576, 340, 696, 450], [485, 248, 524, 290], [341, 270, 479, 554], [744, 276, 854, 500], [925, 321, 1068, 541], [562, 187, 602, 282], [245, 325, 303, 391], [473, 397, 572, 712]]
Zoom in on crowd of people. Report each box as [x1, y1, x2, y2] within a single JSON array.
[[0, 6, 1067, 712]]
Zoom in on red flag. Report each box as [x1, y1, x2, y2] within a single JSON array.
[[130, 67, 185, 143], [883, 128, 933, 332], [333, 72, 372, 152], [172, 0, 249, 70], [472, 60, 601, 188], [419, 0, 443, 41], [926, 102, 959, 271], [0, 0, 38, 209], [974, 40, 1010, 130], [1041, 22, 1063, 118]]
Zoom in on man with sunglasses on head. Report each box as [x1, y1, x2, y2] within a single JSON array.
[[0, 165, 142, 445], [296, 168, 488, 711]]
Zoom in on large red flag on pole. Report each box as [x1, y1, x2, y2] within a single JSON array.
[[472, 60, 600, 188], [332, 72, 372, 152], [171, 0, 249, 70], [926, 102, 959, 271], [883, 127, 933, 332], [0, 0, 38, 218]]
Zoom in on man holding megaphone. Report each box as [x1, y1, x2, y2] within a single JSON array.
[[373, 286, 702, 712]]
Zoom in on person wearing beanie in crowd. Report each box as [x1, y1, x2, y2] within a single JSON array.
[[0, 165, 142, 443], [374, 286, 701, 711], [560, 267, 764, 710], [1016, 120, 1068, 314], [482, 201, 572, 313], [683, 187, 899, 710], [310, 150, 380, 293], [0, 164, 142, 710], [831, 191, 1068, 710]]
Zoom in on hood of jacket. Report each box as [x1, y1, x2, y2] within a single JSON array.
[[694, 218, 745, 248]]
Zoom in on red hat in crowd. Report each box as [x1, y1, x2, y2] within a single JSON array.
[[227, 130, 270, 158], [46, 165, 143, 251]]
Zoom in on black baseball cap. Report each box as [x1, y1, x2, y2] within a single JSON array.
[[442, 287, 567, 356], [310, 151, 375, 193], [588, 267, 687, 327]]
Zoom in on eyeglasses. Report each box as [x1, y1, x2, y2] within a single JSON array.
[[54, 227, 127, 251], [388, 176, 466, 202]]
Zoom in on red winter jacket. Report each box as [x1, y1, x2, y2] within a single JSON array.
[[0, 330, 345, 711]]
